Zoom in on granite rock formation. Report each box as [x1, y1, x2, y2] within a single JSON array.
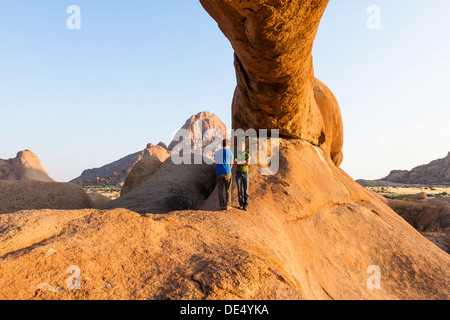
[[167, 111, 229, 151], [116, 111, 230, 205], [120, 155, 165, 196], [71, 144, 170, 187], [382, 152, 450, 185], [0, 180, 94, 214], [0, 150, 54, 182], [199, 0, 343, 166], [103, 153, 216, 214], [87, 192, 112, 208]]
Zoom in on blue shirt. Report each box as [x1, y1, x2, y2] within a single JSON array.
[[214, 148, 233, 175]]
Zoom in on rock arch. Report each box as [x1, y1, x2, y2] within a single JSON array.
[[199, 0, 343, 165]]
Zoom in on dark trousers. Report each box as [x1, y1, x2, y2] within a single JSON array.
[[236, 172, 249, 207], [217, 174, 232, 209]]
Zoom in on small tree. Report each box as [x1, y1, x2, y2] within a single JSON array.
[[165, 186, 199, 211]]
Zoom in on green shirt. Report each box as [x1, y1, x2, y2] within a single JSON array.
[[235, 152, 250, 173]]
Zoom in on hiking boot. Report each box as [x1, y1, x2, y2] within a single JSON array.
[[226, 206, 232, 211], [243, 205, 248, 211]]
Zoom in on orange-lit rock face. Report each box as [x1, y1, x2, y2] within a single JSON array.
[[313, 78, 344, 166], [199, 1, 340, 154]]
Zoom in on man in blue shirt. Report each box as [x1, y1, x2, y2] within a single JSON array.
[[214, 139, 234, 210]]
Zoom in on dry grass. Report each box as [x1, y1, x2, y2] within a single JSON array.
[[84, 187, 121, 200]]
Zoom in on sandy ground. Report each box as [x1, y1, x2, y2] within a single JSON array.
[[366, 186, 450, 198], [83, 187, 121, 200]]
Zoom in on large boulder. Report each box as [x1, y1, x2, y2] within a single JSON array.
[[407, 192, 428, 201], [0, 150, 54, 182], [70, 144, 170, 187], [103, 154, 216, 214], [120, 155, 164, 196], [381, 152, 450, 185], [167, 111, 229, 151], [0, 180, 94, 214], [87, 192, 112, 208], [313, 78, 344, 166]]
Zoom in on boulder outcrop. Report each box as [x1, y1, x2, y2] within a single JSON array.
[[70, 144, 170, 187], [382, 152, 450, 185], [120, 155, 164, 196], [157, 142, 169, 150], [71, 111, 225, 187], [0, 150, 54, 182], [116, 111, 230, 204], [103, 154, 216, 214], [0, 180, 94, 214], [407, 192, 428, 201], [167, 111, 229, 151], [87, 192, 112, 208]]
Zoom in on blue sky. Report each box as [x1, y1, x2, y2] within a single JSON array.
[[1, 1, 449, 182]]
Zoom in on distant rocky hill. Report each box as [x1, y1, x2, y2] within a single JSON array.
[[0, 150, 54, 182], [71, 111, 228, 187], [356, 179, 410, 187], [359, 152, 450, 186], [380, 152, 450, 185], [167, 111, 229, 151], [70, 144, 170, 187]]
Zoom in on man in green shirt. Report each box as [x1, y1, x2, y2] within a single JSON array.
[[234, 141, 250, 211]]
